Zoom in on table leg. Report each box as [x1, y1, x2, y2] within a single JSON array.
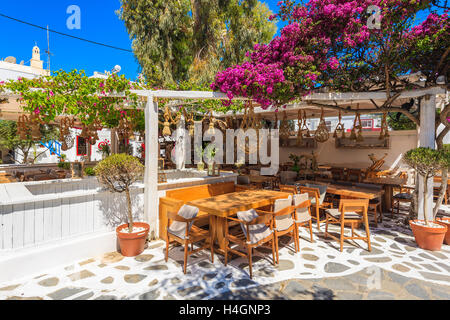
[[383, 185, 393, 213], [215, 216, 227, 252]]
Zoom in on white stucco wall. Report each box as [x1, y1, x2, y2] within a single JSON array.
[[279, 130, 419, 171]]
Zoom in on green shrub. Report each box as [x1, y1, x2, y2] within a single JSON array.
[[57, 162, 71, 170], [84, 167, 95, 176], [94, 154, 144, 232]]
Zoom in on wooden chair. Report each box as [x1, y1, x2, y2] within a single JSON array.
[[279, 184, 298, 194], [392, 184, 414, 217], [346, 169, 362, 182], [354, 183, 383, 227], [257, 197, 297, 264], [165, 205, 214, 274], [293, 193, 314, 243], [224, 209, 276, 279], [325, 199, 371, 252], [330, 168, 345, 181], [298, 185, 332, 231]]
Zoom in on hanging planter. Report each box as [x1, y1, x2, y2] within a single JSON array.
[[314, 108, 329, 143], [333, 110, 345, 139]]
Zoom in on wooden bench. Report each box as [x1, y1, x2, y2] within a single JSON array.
[[159, 181, 251, 240]]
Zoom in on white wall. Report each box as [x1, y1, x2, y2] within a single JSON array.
[[279, 130, 419, 171]]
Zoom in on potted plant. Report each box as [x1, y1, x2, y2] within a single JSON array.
[[204, 144, 218, 176], [403, 147, 449, 251], [195, 145, 205, 171], [97, 140, 111, 160], [289, 153, 301, 173], [94, 153, 148, 257]]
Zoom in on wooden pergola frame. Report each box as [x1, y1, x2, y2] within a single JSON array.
[[0, 86, 447, 236]]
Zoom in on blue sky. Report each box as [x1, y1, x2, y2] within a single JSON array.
[[0, 1, 281, 80], [0, 1, 438, 81]]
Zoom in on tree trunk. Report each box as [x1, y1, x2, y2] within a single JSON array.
[[424, 174, 429, 226], [125, 188, 134, 233], [409, 175, 419, 221], [433, 168, 448, 217]]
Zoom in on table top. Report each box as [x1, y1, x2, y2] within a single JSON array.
[[318, 162, 388, 171], [363, 177, 407, 186], [296, 180, 383, 200], [187, 189, 291, 217]]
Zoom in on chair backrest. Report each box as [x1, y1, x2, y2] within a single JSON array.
[[346, 169, 362, 182], [237, 175, 251, 185], [293, 193, 311, 222], [298, 186, 319, 204], [339, 199, 368, 219], [237, 209, 273, 244], [279, 184, 298, 195], [273, 197, 294, 231], [303, 183, 327, 205], [167, 204, 199, 238], [280, 171, 298, 184], [331, 168, 345, 180]]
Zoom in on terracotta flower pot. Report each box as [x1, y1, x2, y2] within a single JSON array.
[[436, 217, 450, 245], [409, 220, 447, 251], [116, 222, 150, 257]]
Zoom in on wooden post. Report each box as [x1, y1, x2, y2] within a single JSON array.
[[417, 94, 436, 221], [144, 94, 159, 239]]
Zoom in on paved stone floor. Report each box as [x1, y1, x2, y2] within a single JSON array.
[[0, 212, 449, 300]]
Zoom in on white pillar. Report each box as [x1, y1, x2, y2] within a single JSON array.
[[417, 94, 436, 220], [144, 94, 159, 239], [175, 115, 186, 170]]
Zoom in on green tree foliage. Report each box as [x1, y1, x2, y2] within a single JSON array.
[[387, 112, 417, 130], [0, 120, 59, 164], [117, 0, 277, 87]]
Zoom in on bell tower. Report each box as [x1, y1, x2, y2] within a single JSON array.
[[30, 45, 44, 70]]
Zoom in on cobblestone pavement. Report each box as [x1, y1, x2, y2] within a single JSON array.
[[0, 214, 449, 300]]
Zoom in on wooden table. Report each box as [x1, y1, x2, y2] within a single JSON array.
[[363, 177, 407, 211], [187, 189, 291, 252], [296, 180, 384, 200], [248, 175, 278, 188]]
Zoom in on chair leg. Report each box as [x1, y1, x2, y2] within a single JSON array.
[[316, 206, 321, 231], [275, 234, 280, 264], [210, 236, 214, 263], [248, 247, 253, 279], [224, 239, 228, 266], [271, 238, 276, 265], [309, 220, 314, 242], [183, 240, 189, 274], [293, 229, 299, 253], [373, 205, 378, 227], [364, 215, 372, 252], [325, 215, 329, 238], [340, 221, 345, 252], [165, 237, 170, 262]]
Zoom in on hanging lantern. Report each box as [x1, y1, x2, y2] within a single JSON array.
[[333, 110, 345, 139], [315, 108, 330, 143]]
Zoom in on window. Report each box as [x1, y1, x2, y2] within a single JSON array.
[[360, 119, 373, 129], [325, 120, 332, 132], [76, 136, 88, 156]]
